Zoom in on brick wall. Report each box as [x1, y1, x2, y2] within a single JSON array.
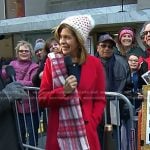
[[5, 0, 25, 19]]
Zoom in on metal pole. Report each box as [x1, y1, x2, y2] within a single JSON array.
[[121, 0, 124, 12], [105, 92, 136, 150]]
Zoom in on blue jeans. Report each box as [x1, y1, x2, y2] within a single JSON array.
[[18, 112, 39, 148]]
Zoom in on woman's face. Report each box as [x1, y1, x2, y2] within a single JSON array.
[[120, 33, 133, 47], [128, 55, 139, 71], [59, 27, 79, 57], [49, 41, 60, 53], [97, 41, 114, 59], [17, 45, 31, 61], [35, 48, 46, 61]]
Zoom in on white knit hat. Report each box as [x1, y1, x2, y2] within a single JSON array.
[[60, 15, 95, 43]]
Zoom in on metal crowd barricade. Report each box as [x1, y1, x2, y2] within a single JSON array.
[[104, 92, 136, 150], [13, 87, 136, 150], [14, 86, 48, 150]]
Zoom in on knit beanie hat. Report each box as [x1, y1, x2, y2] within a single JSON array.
[[118, 27, 134, 42], [59, 15, 95, 43], [34, 39, 45, 52]]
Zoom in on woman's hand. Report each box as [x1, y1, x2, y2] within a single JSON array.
[[64, 75, 77, 95]]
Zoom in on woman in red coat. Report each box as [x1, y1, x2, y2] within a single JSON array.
[[38, 15, 106, 150]]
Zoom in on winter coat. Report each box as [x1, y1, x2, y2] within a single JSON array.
[[2, 60, 39, 113], [32, 55, 47, 87], [0, 75, 22, 150], [97, 53, 131, 121], [38, 55, 106, 150]]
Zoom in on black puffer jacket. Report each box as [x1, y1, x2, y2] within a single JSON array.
[[0, 75, 22, 150]]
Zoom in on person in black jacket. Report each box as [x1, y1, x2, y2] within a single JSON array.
[[126, 53, 147, 112], [32, 37, 60, 132], [32, 37, 60, 87], [0, 80, 27, 150], [0, 35, 27, 150]]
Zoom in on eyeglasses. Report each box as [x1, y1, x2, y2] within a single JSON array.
[[143, 31, 150, 36], [18, 50, 30, 53], [99, 44, 113, 49], [128, 59, 138, 63]]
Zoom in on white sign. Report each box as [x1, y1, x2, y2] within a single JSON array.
[[146, 91, 150, 144]]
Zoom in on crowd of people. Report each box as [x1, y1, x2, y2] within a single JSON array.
[[0, 15, 150, 150]]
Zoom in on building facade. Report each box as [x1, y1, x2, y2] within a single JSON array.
[[0, 0, 150, 58]]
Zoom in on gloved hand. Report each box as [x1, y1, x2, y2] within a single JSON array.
[[2, 81, 28, 103]]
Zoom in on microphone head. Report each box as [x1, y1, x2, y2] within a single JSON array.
[[64, 55, 72, 66], [5, 65, 16, 80]]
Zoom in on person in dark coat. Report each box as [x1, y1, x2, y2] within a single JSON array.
[[0, 79, 27, 150], [96, 33, 131, 150], [32, 37, 60, 132], [32, 37, 60, 87], [0, 34, 27, 150]]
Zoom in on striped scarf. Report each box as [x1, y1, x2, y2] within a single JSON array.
[[48, 52, 90, 150]]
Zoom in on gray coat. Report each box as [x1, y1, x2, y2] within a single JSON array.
[[111, 54, 131, 93], [99, 54, 131, 93], [99, 54, 131, 120]]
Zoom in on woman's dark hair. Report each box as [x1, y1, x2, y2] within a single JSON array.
[[44, 37, 59, 54], [126, 53, 139, 60]]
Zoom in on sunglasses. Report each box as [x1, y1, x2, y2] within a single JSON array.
[[99, 44, 113, 49], [18, 50, 30, 53], [143, 31, 150, 36]]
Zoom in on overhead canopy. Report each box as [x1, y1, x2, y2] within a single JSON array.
[[0, 4, 150, 34]]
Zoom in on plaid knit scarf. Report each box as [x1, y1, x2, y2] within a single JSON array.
[[48, 52, 90, 150]]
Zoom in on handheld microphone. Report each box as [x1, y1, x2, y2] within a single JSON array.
[[5, 65, 16, 82], [64, 55, 73, 76], [64, 55, 80, 83]]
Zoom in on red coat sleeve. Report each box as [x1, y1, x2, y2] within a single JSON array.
[[38, 58, 68, 108], [91, 58, 106, 125]]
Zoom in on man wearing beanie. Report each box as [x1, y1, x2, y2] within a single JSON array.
[[38, 15, 106, 150], [34, 39, 46, 63]]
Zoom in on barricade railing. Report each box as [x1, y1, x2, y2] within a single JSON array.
[[13, 87, 136, 150], [104, 92, 136, 150], [14, 86, 47, 150]]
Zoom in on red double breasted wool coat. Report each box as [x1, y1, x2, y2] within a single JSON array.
[[38, 55, 106, 150]]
